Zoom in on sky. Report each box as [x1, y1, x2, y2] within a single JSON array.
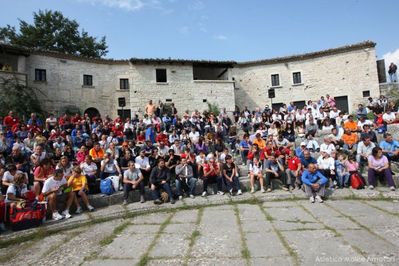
[[1, 0, 399, 66]]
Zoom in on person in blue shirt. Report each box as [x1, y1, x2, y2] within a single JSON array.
[[145, 124, 156, 144], [239, 134, 250, 166], [295, 142, 307, 158], [301, 163, 328, 203], [300, 149, 317, 169], [379, 133, 399, 161]]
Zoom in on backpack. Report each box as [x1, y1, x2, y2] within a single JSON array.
[[9, 202, 46, 231], [100, 178, 114, 195], [350, 172, 365, 189]]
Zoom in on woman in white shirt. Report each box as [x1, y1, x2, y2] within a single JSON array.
[[249, 157, 265, 193]]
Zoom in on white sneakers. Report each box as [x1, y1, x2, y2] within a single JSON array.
[[261, 188, 265, 193], [310, 196, 323, 203], [369, 185, 374, 190], [62, 210, 72, 219], [178, 195, 183, 200], [315, 195, 324, 203], [88, 205, 95, 212], [250, 187, 255, 194], [217, 191, 225, 195], [201, 191, 207, 197], [237, 189, 243, 195], [75, 206, 83, 214], [390, 186, 396, 191], [52, 212, 64, 221]]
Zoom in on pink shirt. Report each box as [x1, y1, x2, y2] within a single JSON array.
[[345, 161, 358, 172]]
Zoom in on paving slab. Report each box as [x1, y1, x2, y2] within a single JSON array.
[[245, 231, 289, 258], [35, 219, 125, 266], [339, 229, 399, 260], [365, 200, 399, 214], [123, 223, 161, 235], [251, 257, 294, 266], [282, 230, 372, 266], [83, 259, 139, 266], [188, 258, 246, 266], [147, 258, 185, 265], [130, 212, 171, 224], [170, 209, 198, 224], [99, 232, 156, 259], [149, 233, 191, 258]]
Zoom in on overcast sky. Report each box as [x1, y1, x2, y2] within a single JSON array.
[[1, 0, 399, 67]]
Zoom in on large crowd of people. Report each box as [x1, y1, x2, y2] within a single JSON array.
[[0, 94, 398, 231]]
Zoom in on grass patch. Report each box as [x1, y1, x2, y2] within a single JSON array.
[[258, 204, 300, 266], [136, 212, 175, 266], [183, 207, 204, 266], [233, 204, 251, 265], [99, 221, 131, 246]]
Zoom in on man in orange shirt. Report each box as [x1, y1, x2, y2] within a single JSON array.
[[343, 115, 358, 133], [341, 129, 358, 152], [89, 142, 105, 170], [253, 133, 266, 150]]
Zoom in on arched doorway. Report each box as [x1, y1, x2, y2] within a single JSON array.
[[84, 107, 100, 119]]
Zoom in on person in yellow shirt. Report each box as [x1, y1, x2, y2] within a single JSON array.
[[67, 166, 94, 213], [253, 133, 266, 150]]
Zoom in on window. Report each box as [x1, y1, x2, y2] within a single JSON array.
[[271, 74, 280, 87], [35, 69, 46, 81], [120, 78, 129, 90], [362, 90, 370, 97], [293, 72, 302, 84], [156, 69, 167, 83], [83, 75, 93, 86]]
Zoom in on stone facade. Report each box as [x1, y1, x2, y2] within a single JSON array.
[[0, 41, 381, 117], [233, 46, 380, 113]]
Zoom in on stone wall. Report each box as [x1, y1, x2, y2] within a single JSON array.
[[232, 48, 380, 112], [129, 64, 236, 114], [25, 54, 131, 117]]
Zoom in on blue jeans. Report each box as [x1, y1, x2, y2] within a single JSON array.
[[175, 177, 197, 196], [202, 175, 223, 192], [151, 182, 174, 201], [336, 173, 350, 188], [389, 72, 397, 82], [223, 175, 241, 191]]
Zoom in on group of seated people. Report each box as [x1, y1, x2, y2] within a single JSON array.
[[0, 94, 398, 229]]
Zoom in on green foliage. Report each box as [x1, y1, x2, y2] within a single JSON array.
[[207, 102, 220, 116], [0, 10, 108, 58], [0, 75, 44, 119]]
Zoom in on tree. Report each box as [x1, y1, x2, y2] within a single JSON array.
[[0, 10, 108, 58], [0, 75, 44, 120]]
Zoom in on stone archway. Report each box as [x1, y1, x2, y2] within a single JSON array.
[[84, 107, 100, 119]]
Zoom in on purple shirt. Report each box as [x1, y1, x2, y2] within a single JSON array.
[[367, 155, 388, 169]]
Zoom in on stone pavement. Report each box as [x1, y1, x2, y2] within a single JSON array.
[[0, 191, 398, 266]]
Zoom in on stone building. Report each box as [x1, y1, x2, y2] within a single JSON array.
[[0, 40, 382, 118]]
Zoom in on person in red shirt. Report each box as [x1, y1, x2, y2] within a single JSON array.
[[71, 113, 82, 125], [3, 111, 19, 128], [201, 156, 223, 197], [285, 149, 302, 189], [247, 144, 264, 163], [156, 131, 169, 145], [263, 141, 281, 160]]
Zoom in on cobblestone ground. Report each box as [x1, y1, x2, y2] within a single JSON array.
[[0, 195, 398, 266]]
